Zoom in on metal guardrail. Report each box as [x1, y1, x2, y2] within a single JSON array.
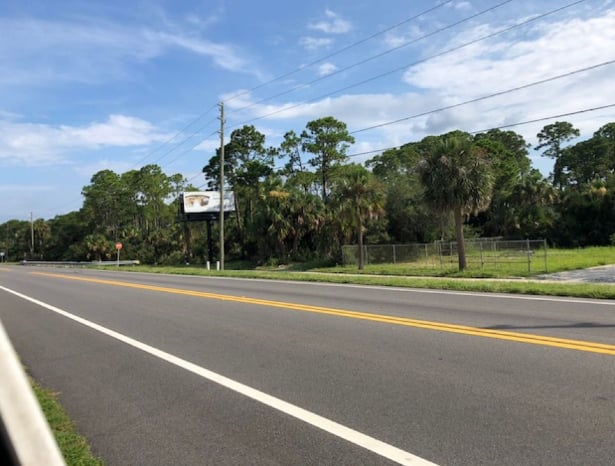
[[20, 260, 139, 267], [0, 320, 65, 465]]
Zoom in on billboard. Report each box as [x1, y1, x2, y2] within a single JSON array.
[[182, 191, 235, 214]]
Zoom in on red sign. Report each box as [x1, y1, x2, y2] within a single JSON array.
[[115, 242, 123, 250]]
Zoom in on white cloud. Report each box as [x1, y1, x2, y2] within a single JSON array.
[[318, 62, 338, 76], [404, 11, 615, 94], [219, 89, 431, 131], [220, 89, 254, 108], [0, 115, 171, 166], [0, 16, 261, 87], [384, 25, 426, 48], [185, 11, 222, 30], [0, 110, 22, 120], [194, 138, 220, 152], [308, 10, 352, 34], [394, 10, 615, 148], [146, 31, 253, 73], [63, 115, 169, 147], [299, 36, 333, 51], [221, 10, 615, 177], [453, 1, 473, 11], [73, 159, 136, 178]]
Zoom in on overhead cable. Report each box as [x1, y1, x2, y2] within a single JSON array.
[[343, 103, 615, 159], [228, 0, 515, 115], [230, 0, 587, 128], [349, 58, 615, 134], [222, 0, 457, 104]]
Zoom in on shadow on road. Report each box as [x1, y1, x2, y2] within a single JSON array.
[[484, 322, 615, 330]]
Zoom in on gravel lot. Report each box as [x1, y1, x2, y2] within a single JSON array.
[[538, 265, 615, 283]]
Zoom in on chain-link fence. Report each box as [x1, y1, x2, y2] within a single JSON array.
[[341, 239, 549, 273]]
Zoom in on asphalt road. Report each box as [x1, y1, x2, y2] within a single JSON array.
[[1, 266, 614, 465]]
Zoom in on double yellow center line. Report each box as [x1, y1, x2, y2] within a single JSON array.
[[33, 271, 615, 356]]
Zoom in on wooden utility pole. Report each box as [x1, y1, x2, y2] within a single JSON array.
[[30, 211, 34, 259], [219, 102, 225, 271]]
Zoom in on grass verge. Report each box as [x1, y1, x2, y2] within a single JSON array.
[[94, 246, 615, 299], [107, 265, 615, 299], [30, 378, 104, 466]]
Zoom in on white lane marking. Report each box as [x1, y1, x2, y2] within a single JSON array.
[[0, 285, 437, 466]]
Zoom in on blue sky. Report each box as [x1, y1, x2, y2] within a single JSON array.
[[1, 0, 614, 222]]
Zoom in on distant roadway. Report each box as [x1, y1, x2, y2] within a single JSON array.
[[1, 266, 614, 465]]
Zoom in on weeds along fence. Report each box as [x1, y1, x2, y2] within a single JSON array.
[[341, 239, 549, 273]]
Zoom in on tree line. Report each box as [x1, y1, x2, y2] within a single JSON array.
[[1, 117, 614, 270]]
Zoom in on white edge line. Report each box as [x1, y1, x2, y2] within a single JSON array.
[[0, 285, 438, 466]]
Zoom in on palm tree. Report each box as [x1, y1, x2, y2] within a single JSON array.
[[332, 164, 385, 270], [247, 175, 289, 261], [83, 233, 112, 261], [33, 219, 50, 259], [507, 170, 558, 237], [418, 133, 494, 270]]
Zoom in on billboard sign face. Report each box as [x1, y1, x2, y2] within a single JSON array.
[[182, 191, 235, 214]]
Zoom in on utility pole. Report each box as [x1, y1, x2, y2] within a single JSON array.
[[30, 211, 34, 259], [219, 102, 225, 271]]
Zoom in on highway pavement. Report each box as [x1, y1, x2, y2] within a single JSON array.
[[1, 266, 614, 465]]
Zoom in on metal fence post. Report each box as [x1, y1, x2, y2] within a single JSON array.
[[337, 238, 546, 271], [480, 242, 484, 271]]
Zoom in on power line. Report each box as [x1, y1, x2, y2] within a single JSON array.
[[222, 0, 456, 105], [172, 40, 611, 186], [40, 0, 592, 218], [56, 102, 615, 216], [185, 171, 206, 187], [150, 117, 218, 167], [349, 58, 615, 135], [130, 103, 218, 170], [187, 103, 615, 186], [136, 1, 459, 172], [110, 1, 460, 181], [45, 113, 219, 218], [230, 0, 587, 129], [94, 0, 526, 180], [472, 103, 615, 133], [228, 0, 515, 116], [343, 103, 615, 160], [161, 129, 219, 169], [209, 0, 592, 183]]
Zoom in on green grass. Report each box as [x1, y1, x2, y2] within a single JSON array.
[[546, 246, 615, 270], [95, 245, 615, 299], [119, 245, 615, 277], [31, 378, 104, 466], [106, 262, 615, 300], [313, 246, 615, 278]]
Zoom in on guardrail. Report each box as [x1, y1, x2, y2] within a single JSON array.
[[0, 320, 65, 465], [20, 260, 140, 267]]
